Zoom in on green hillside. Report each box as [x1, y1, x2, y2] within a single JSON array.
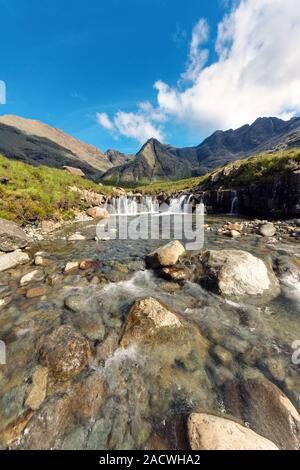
[[0, 154, 113, 224]]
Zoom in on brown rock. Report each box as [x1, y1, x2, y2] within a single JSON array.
[[15, 395, 73, 450], [38, 325, 91, 381], [64, 261, 79, 273], [47, 273, 62, 286], [121, 297, 182, 347], [0, 411, 33, 447], [26, 287, 48, 298], [223, 376, 300, 450], [63, 166, 85, 177], [34, 255, 49, 266], [79, 260, 99, 270], [25, 367, 48, 410], [146, 241, 185, 268], [160, 266, 190, 282], [41, 220, 61, 234], [86, 207, 109, 219], [71, 373, 106, 421], [227, 223, 244, 232], [96, 332, 119, 361], [188, 413, 278, 450]]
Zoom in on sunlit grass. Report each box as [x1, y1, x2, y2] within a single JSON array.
[[0, 154, 114, 224]]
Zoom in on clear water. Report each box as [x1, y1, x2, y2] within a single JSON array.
[[0, 214, 299, 449]]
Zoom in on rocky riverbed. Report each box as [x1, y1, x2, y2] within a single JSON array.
[[0, 214, 300, 450]]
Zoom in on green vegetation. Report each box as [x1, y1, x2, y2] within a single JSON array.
[[0, 148, 299, 224], [133, 148, 300, 194], [132, 175, 209, 195], [0, 154, 113, 224], [221, 148, 300, 186]]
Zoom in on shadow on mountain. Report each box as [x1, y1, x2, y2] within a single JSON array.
[[0, 123, 103, 181]]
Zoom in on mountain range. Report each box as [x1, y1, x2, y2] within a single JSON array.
[[101, 116, 300, 182], [0, 115, 133, 181], [0, 114, 300, 183]]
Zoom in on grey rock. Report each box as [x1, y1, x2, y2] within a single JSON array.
[[0, 218, 29, 252], [258, 223, 276, 237], [0, 250, 30, 272]]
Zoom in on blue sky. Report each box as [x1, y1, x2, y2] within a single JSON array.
[[1, 0, 300, 154]]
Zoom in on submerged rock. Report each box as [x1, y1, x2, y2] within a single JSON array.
[[188, 413, 278, 450], [199, 249, 279, 298], [121, 297, 182, 347], [15, 395, 73, 450], [68, 233, 86, 241], [222, 375, 300, 449], [0, 411, 33, 447], [26, 286, 48, 298], [70, 372, 106, 422], [25, 367, 48, 411], [20, 269, 44, 286], [0, 218, 29, 252], [146, 241, 185, 269], [38, 325, 90, 381], [64, 294, 105, 341]]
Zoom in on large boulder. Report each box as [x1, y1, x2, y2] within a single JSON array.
[[222, 376, 300, 450], [199, 249, 279, 298], [120, 297, 182, 347], [188, 413, 278, 450], [0, 250, 30, 272], [38, 325, 91, 381], [0, 218, 29, 252], [146, 241, 185, 269]]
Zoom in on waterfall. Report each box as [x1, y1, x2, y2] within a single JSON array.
[[106, 195, 159, 215], [167, 194, 192, 214], [105, 194, 198, 215], [230, 190, 239, 215]]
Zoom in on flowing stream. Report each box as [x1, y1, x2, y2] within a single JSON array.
[[0, 209, 299, 450]]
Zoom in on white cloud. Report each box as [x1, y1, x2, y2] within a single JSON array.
[[97, 102, 164, 143], [114, 111, 164, 143], [181, 18, 209, 82], [96, 112, 114, 131], [157, 0, 300, 133], [98, 0, 300, 143]]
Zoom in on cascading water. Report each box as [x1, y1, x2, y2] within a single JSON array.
[[230, 190, 239, 215], [106, 195, 159, 215], [105, 194, 204, 215], [166, 194, 193, 214]]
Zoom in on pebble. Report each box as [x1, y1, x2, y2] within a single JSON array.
[[64, 261, 79, 273]]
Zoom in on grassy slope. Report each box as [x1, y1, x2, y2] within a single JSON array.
[[0, 148, 299, 224], [133, 148, 300, 195], [0, 154, 113, 224]]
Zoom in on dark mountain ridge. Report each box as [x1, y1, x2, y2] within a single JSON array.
[[0, 115, 131, 181], [101, 116, 300, 183]]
